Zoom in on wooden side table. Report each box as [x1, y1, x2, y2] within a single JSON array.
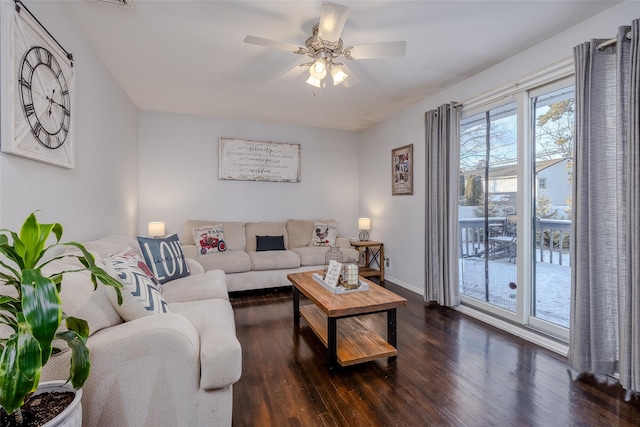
[[350, 240, 384, 282]]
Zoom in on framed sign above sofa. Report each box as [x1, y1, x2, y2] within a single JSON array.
[[219, 137, 301, 183]]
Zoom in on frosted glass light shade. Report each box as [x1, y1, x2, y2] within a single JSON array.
[[148, 222, 165, 237], [330, 65, 348, 85], [305, 75, 323, 88], [309, 59, 327, 79]]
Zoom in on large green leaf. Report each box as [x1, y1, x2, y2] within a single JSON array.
[[0, 321, 41, 414], [0, 231, 24, 272], [17, 213, 40, 269], [20, 270, 61, 366], [56, 318, 90, 388]]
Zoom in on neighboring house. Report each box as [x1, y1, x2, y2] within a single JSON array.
[[536, 158, 571, 208], [462, 158, 570, 214]]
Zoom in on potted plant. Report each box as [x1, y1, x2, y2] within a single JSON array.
[[0, 212, 123, 426]]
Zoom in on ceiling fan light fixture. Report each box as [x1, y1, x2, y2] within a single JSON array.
[[330, 65, 348, 85], [309, 59, 327, 79], [305, 75, 323, 88]]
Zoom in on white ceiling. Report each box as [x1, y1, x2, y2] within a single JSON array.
[[62, 0, 620, 131]]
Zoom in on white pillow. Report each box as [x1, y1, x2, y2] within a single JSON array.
[[309, 222, 338, 247], [104, 248, 169, 321], [193, 225, 227, 255]]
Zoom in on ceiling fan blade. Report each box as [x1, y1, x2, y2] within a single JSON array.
[[318, 1, 350, 42], [346, 41, 407, 60], [339, 64, 360, 88], [244, 35, 306, 54], [278, 62, 310, 81]]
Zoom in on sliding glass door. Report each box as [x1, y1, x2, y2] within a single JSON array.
[[457, 75, 573, 340], [530, 81, 574, 339], [459, 101, 518, 317]]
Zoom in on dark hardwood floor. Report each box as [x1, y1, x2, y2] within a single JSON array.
[[230, 281, 640, 426]]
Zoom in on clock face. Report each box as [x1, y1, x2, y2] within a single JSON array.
[[19, 46, 71, 149]]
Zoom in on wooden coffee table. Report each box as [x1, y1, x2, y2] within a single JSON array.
[[288, 271, 407, 372]]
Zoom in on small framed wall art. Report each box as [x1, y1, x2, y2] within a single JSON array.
[[391, 144, 413, 195], [0, 1, 76, 169]]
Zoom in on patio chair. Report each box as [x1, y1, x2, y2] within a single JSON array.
[[488, 214, 517, 262]]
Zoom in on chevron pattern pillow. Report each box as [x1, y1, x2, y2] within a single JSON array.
[[105, 248, 169, 321]]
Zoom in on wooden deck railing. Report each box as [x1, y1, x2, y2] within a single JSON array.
[[458, 217, 572, 266]]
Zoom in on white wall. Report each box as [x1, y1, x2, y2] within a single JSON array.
[[0, 1, 139, 241], [359, 1, 638, 295], [138, 112, 360, 238]]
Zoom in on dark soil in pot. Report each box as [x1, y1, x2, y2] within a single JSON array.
[[0, 391, 74, 427]]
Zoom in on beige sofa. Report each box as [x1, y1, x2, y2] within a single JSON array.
[[39, 235, 241, 427], [180, 219, 359, 292]]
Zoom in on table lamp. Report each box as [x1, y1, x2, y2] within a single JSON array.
[[148, 221, 165, 238], [358, 218, 370, 241]]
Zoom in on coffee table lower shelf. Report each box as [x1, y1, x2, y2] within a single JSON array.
[[299, 304, 397, 367]]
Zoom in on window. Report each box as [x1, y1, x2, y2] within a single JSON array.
[[457, 61, 573, 342], [539, 178, 547, 189]]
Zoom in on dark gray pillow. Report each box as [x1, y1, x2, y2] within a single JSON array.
[[256, 235, 286, 251], [137, 233, 190, 283]]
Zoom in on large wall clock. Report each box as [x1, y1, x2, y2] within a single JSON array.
[[1, 0, 75, 169]]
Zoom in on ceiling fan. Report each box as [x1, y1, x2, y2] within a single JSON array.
[[243, 1, 406, 89]]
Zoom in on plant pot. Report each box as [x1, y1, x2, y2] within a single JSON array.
[[35, 381, 83, 427]]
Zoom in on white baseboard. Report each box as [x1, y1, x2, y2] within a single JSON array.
[[384, 275, 424, 296], [384, 276, 569, 357], [454, 305, 569, 357]]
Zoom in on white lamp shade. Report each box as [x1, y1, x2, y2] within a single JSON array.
[[148, 222, 165, 237], [330, 65, 348, 85], [309, 59, 327, 79], [305, 75, 323, 88], [358, 218, 371, 230]]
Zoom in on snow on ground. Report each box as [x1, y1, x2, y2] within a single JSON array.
[[459, 251, 571, 328]]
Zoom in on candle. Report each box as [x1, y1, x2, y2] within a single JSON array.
[[346, 264, 358, 285]]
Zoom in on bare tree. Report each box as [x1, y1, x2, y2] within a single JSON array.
[[535, 99, 574, 160]]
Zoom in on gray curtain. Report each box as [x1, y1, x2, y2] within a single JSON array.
[[570, 19, 640, 395], [424, 103, 460, 306]]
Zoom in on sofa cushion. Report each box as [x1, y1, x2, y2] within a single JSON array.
[[137, 234, 190, 284], [286, 219, 337, 248], [290, 246, 361, 267], [256, 235, 286, 251], [104, 251, 170, 321], [310, 222, 339, 247], [42, 257, 123, 336], [82, 235, 142, 259], [162, 270, 229, 302], [195, 250, 251, 274], [169, 299, 242, 390], [248, 250, 300, 271], [182, 220, 246, 251], [245, 222, 288, 251], [193, 224, 227, 255]]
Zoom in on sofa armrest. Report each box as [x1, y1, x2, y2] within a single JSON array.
[[186, 257, 205, 275], [77, 314, 205, 426], [336, 237, 353, 248], [88, 313, 200, 364], [170, 300, 242, 390], [182, 244, 198, 259]]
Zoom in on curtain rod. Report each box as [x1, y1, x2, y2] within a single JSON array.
[[597, 30, 633, 50], [13, 0, 74, 64]]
